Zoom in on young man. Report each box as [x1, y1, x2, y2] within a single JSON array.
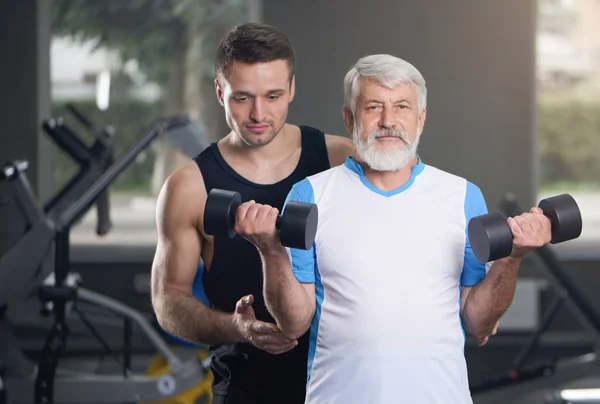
[[233, 54, 552, 404], [150, 23, 354, 404]]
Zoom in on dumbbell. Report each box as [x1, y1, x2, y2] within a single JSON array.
[[468, 194, 582, 262], [203, 188, 318, 250]]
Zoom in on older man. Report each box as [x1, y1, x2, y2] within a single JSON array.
[[233, 54, 551, 403]]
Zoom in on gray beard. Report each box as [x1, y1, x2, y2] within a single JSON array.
[[353, 124, 420, 172]]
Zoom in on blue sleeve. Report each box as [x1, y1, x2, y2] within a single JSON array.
[[283, 178, 317, 284], [461, 181, 489, 286]]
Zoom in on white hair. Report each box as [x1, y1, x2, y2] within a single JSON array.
[[343, 54, 427, 117]]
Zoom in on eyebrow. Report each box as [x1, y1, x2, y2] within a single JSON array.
[[232, 89, 286, 97], [363, 98, 412, 104]]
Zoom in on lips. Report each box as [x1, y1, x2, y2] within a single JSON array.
[[375, 136, 403, 141], [246, 124, 269, 133]]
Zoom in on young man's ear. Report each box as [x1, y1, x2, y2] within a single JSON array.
[[215, 78, 225, 106], [289, 75, 296, 102]]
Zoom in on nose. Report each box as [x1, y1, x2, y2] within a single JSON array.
[[250, 98, 266, 122], [379, 106, 395, 129]]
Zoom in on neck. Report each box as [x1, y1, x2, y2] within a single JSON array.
[[356, 155, 419, 192], [222, 123, 293, 163]]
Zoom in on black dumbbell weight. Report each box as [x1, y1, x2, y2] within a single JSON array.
[[203, 188, 318, 250], [468, 193, 583, 262]]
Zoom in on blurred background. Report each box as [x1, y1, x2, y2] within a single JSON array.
[[0, 0, 599, 403]]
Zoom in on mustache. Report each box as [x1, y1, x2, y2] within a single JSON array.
[[368, 129, 411, 144], [245, 120, 274, 126]]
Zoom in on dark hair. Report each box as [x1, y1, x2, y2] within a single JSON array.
[[215, 22, 295, 82]]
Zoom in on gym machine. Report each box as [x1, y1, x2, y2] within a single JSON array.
[[0, 103, 209, 308], [45, 103, 117, 236], [471, 194, 600, 404], [0, 111, 212, 403], [0, 104, 117, 310]]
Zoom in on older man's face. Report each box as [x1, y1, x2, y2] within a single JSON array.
[[345, 78, 426, 171]]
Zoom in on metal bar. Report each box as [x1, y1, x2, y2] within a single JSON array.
[[3, 164, 44, 225], [511, 294, 565, 371], [123, 318, 132, 376], [57, 125, 163, 229], [42, 119, 91, 165], [65, 103, 94, 130], [73, 305, 122, 368], [76, 288, 183, 369], [43, 167, 89, 215], [94, 188, 112, 236], [54, 229, 69, 285]]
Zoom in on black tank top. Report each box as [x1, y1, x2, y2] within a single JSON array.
[[193, 126, 330, 403]]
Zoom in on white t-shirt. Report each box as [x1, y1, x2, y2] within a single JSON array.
[[284, 156, 489, 404]]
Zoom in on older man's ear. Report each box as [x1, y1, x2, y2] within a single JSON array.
[[342, 107, 355, 135]]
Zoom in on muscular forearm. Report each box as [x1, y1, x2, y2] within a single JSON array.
[[462, 257, 522, 338], [260, 247, 314, 339], [155, 289, 242, 346]]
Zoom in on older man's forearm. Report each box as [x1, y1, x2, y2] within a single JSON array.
[[462, 257, 522, 338]]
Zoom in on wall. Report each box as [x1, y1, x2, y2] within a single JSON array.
[[0, 0, 53, 255], [261, 0, 538, 211]]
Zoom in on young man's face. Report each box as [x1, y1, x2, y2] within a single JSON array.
[[216, 59, 295, 146]]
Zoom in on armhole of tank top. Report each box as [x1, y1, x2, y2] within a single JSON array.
[[192, 146, 215, 193], [301, 126, 330, 170], [191, 152, 212, 278], [319, 130, 331, 170]]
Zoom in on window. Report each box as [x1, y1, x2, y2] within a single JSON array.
[[49, 1, 253, 249], [536, 0, 600, 255]]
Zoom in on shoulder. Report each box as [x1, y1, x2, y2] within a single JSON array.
[[324, 134, 355, 167], [288, 163, 347, 204], [161, 161, 205, 197], [421, 163, 464, 184], [420, 162, 487, 209], [156, 161, 206, 228], [421, 163, 478, 191], [463, 180, 487, 215]]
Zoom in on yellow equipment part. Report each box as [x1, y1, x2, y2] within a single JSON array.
[[143, 348, 213, 404]]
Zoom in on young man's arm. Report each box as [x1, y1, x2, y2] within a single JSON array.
[[325, 134, 355, 167], [151, 163, 297, 353], [151, 163, 242, 345], [459, 183, 551, 341]]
